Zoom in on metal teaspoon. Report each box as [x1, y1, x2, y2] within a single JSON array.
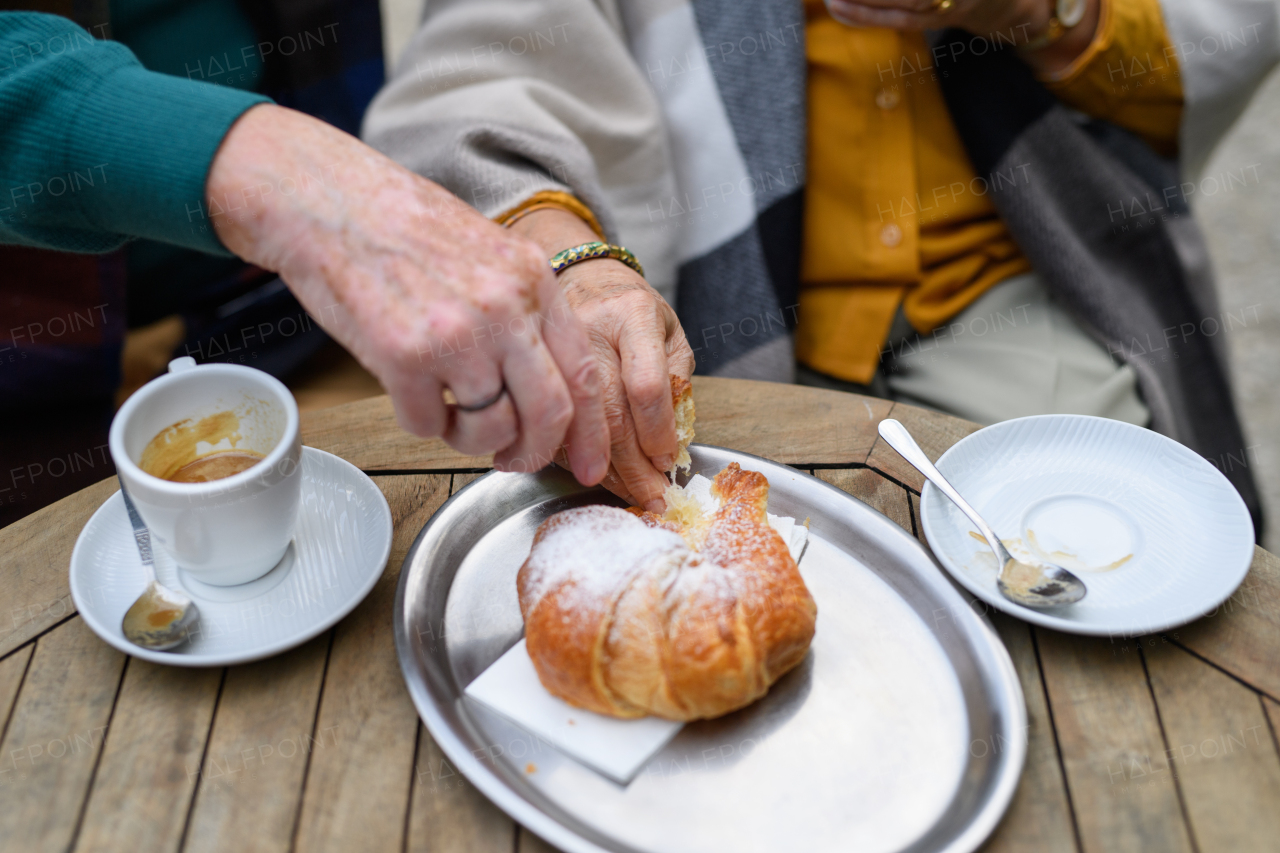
[[119, 477, 200, 649], [877, 419, 1087, 608]]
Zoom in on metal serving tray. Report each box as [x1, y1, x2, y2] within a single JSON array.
[[394, 445, 1026, 853]]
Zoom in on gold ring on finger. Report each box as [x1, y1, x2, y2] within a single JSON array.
[[454, 383, 509, 413], [933, 0, 954, 11]]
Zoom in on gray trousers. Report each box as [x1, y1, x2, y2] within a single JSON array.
[[797, 273, 1150, 428]]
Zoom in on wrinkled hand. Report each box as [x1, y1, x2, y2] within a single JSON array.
[[825, 0, 1047, 36], [824, 0, 1098, 75], [206, 104, 609, 484], [511, 209, 695, 513], [560, 257, 696, 513]]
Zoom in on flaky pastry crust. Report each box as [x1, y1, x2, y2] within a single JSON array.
[[517, 462, 817, 721]]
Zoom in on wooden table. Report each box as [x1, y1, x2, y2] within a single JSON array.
[[3, 377, 1278, 853]]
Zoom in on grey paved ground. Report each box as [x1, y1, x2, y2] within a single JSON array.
[[379, 5, 1280, 547]]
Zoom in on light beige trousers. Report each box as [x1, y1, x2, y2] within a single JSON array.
[[798, 272, 1151, 428]]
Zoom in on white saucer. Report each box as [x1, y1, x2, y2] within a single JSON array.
[[919, 415, 1255, 637], [70, 447, 393, 666]]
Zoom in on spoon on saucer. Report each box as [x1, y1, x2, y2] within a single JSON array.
[[877, 419, 1087, 608], [118, 478, 200, 649]]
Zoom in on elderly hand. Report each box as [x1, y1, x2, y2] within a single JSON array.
[[510, 208, 696, 514], [825, 0, 1046, 36], [206, 104, 610, 484], [824, 0, 1099, 75]]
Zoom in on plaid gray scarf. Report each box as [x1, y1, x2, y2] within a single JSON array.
[[671, 8, 1263, 532], [364, 0, 1269, 532]]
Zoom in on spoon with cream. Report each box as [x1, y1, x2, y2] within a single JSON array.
[[118, 477, 200, 649], [877, 419, 1087, 608]]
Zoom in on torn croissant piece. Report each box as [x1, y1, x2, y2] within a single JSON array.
[[517, 462, 818, 721], [671, 374, 695, 477]]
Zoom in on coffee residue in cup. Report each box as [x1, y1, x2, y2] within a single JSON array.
[[140, 411, 264, 482], [168, 450, 265, 483]]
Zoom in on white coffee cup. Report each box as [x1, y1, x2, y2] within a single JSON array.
[[109, 357, 302, 586]]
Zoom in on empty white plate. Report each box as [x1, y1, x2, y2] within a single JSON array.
[[70, 447, 392, 666], [919, 415, 1255, 636]]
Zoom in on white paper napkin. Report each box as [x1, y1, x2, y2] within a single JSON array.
[[463, 479, 808, 785], [464, 639, 683, 784]]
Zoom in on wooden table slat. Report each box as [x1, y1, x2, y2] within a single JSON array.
[[0, 643, 33, 741], [0, 618, 127, 853], [1173, 545, 1280, 700], [518, 826, 562, 853], [683, 377, 893, 464], [815, 468, 913, 534], [74, 661, 222, 853], [864, 401, 981, 492], [899, 466, 1081, 850], [2, 378, 1278, 853], [298, 378, 896, 473], [406, 471, 515, 853], [1144, 640, 1280, 851], [408, 723, 516, 853], [299, 396, 488, 473], [181, 634, 330, 853], [450, 472, 487, 494], [910, 492, 923, 542], [1035, 631, 1195, 853], [1263, 696, 1280, 757], [293, 475, 451, 853], [979, 615, 1079, 853], [1, 478, 116, 658]]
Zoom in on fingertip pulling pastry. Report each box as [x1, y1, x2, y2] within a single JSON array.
[[671, 375, 695, 476], [517, 461, 817, 721]]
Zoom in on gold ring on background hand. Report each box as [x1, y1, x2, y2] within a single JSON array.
[[932, 0, 954, 11]]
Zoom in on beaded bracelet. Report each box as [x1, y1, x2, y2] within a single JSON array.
[[548, 242, 645, 278]]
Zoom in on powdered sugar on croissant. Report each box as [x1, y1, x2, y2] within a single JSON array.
[[517, 463, 817, 721]]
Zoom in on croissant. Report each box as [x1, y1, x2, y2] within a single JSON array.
[[517, 461, 817, 721]]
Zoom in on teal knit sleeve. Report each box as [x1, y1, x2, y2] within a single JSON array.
[[0, 13, 271, 255]]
